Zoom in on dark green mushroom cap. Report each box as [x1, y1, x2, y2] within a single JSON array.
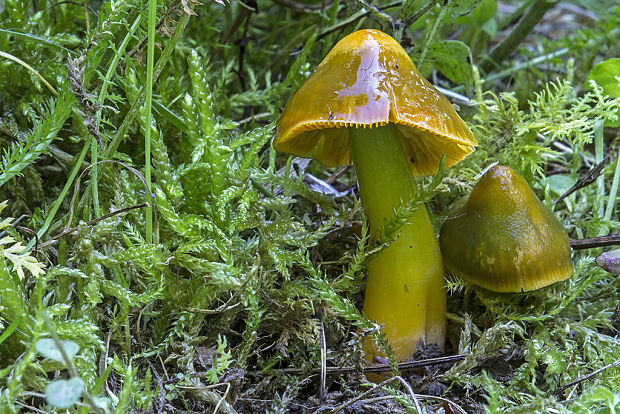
[[439, 165, 573, 292]]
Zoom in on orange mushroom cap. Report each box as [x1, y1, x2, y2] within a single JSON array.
[[439, 165, 573, 292], [274, 29, 477, 176]]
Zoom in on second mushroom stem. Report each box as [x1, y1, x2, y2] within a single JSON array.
[[349, 124, 446, 361]]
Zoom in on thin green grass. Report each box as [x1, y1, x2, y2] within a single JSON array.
[[143, 0, 157, 244]]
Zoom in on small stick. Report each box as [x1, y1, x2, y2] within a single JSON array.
[[416, 394, 468, 414], [0, 214, 29, 239], [318, 310, 327, 399], [35, 203, 149, 250], [325, 166, 349, 185], [554, 156, 610, 205], [361, 354, 466, 374], [570, 234, 620, 250], [14, 400, 48, 414], [146, 360, 167, 414], [355, 0, 397, 31], [553, 357, 620, 395], [329, 376, 434, 414], [394, 376, 422, 413], [270, 0, 332, 13], [328, 377, 404, 414], [247, 354, 467, 376], [318, 1, 401, 39]]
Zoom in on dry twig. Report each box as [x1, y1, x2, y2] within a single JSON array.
[[570, 234, 620, 250], [247, 354, 467, 375], [554, 156, 610, 205], [554, 357, 620, 396]]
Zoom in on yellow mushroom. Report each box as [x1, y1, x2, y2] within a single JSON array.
[[440, 165, 573, 293], [274, 29, 477, 361]]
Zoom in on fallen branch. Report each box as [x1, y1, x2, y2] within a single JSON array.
[[554, 156, 610, 205], [35, 202, 149, 250], [248, 354, 467, 376], [554, 357, 620, 396], [570, 234, 620, 250]]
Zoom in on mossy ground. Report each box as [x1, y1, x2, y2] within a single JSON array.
[[1, 0, 620, 412]]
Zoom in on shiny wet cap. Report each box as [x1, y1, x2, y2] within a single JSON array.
[[439, 165, 573, 292], [274, 29, 477, 176]]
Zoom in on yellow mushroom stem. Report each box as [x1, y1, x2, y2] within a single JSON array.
[[349, 124, 446, 361]]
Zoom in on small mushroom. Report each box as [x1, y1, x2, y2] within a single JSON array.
[[274, 29, 477, 361], [439, 165, 573, 292]]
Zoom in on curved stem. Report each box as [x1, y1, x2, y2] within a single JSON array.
[[349, 124, 445, 361]]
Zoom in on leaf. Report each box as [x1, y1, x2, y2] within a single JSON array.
[[0, 203, 46, 279], [1, 238, 46, 279], [448, 0, 482, 19], [426, 40, 473, 85], [45, 377, 84, 409], [587, 59, 620, 98], [581, 385, 615, 403], [586, 58, 620, 127], [0, 313, 24, 345], [152, 99, 187, 133], [546, 174, 576, 196], [480, 17, 497, 37], [472, 0, 497, 24], [35, 338, 80, 362]]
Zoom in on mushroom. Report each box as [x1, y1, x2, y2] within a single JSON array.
[[439, 165, 573, 292], [274, 29, 477, 361]]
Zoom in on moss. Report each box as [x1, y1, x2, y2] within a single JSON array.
[[1, 0, 620, 411]]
